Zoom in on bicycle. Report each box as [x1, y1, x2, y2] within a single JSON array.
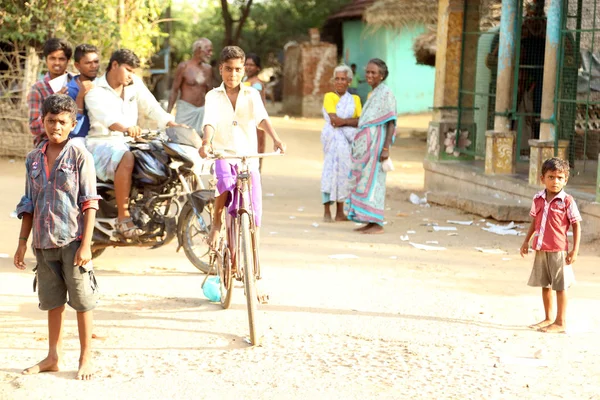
[[203, 150, 282, 346]]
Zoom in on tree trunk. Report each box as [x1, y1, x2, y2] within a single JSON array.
[[220, 0, 253, 46]]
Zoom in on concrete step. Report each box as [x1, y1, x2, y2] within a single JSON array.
[[427, 191, 531, 222]]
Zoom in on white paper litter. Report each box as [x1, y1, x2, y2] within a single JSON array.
[[265, 193, 275, 197], [311, 222, 319, 228], [297, 207, 305, 212], [447, 233, 459, 236], [289, 216, 296, 220], [567, 231, 573, 237], [329, 254, 359, 260], [407, 230, 416, 234], [409, 193, 427, 205], [269, 232, 278, 235], [433, 226, 457, 232], [0, 253, 9, 258], [48, 73, 68, 93], [482, 221, 522, 236], [409, 242, 447, 251], [9, 159, 15, 163], [475, 247, 507, 255], [400, 235, 409, 241], [426, 241, 439, 244], [502, 257, 512, 261], [389, 256, 398, 260], [447, 220, 473, 226]]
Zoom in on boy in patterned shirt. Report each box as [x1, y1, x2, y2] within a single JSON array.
[[520, 157, 582, 333], [14, 94, 100, 379]]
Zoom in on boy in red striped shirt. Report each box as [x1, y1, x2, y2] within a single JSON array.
[[520, 157, 582, 333]]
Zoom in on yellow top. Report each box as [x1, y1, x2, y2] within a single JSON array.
[[323, 92, 362, 118]]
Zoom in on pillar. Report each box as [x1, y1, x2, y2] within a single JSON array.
[[530, 0, 568, 184], [485, 0, 517, 174], [427, 0, 479, 161]]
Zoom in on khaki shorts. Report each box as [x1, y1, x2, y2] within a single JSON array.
[[527, 250, 575, 291], [34, 241, 99, 312]]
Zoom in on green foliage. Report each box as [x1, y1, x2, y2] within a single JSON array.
[[168, 0, 351, 67], [0, 0, 167, 64]]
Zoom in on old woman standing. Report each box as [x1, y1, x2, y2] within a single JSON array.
[[345, 58, 397, 234], [320, 65, 362, 222]]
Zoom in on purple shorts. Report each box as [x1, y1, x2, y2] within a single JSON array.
[[215, 159, 262, 227]]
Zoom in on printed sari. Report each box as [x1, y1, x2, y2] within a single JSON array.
[[321, 92, 359, 203], [344, 84, 397, 225]]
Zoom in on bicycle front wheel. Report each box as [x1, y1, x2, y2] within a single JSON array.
[[239, 212, 259, 345]]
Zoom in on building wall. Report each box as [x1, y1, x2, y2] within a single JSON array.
[[342, 20, 435, 114], [283, 42, 337, 117]]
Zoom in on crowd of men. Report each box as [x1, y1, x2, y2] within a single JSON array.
[[25, 37, 215, 238]]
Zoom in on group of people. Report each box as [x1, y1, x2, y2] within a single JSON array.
[[320, 58, 397, 235], [16, 36, 284, 380]]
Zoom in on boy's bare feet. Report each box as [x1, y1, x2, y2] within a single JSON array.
[[22, 355, 60, 375], [529, 319, 553, 330], [540, 323, 566, 333], [353, 224, 370, 232], [334, 214, 348, 222], [77, 357, 94, 380], [323, 213, 333, 223], [207, 226, 220, 250]]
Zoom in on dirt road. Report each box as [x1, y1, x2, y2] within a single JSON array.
[[1, 116, 599, 399]]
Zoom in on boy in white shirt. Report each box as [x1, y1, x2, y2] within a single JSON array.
[[199, 46, 285, 250]]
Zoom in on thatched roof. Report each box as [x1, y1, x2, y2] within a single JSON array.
[[328, 0, 376, 21], [413, 27, 437, 67], [363, 0, 438, 30]]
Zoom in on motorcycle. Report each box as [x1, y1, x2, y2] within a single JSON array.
[[91, 127, 215, 273]]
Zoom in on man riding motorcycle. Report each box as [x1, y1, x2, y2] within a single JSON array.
[[85, 49, 183, 239]]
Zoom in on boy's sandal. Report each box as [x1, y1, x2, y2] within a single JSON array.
[[116, 218, 144, 239]]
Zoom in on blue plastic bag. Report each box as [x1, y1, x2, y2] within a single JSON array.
[[203, 276, 221, 302]]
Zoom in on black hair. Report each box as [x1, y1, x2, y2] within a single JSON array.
[[74, 44, 99, 63], [245, 53, 261, 69], [220, 46, 245, 64], [351, 63, 357, 68], [368, 58, 389, 81], [42, 94, 77, 121], [106, 49, 140, 72], [43, 38, 73, 60], [541, 157, 570, 178]]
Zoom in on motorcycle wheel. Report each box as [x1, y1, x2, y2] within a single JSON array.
[[181, 205, 212, 274]]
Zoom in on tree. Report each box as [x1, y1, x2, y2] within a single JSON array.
[[220, 0, 254, 46]]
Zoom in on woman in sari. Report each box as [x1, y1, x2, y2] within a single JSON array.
[[321, 65, 362, 222], [345, 59, 397, 234]]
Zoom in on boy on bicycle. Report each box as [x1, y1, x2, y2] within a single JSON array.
[[200, 46, 285, 251]]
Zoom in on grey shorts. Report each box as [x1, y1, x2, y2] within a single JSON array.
[[34, 241, 99, 312], [527, 251, 576, 291]]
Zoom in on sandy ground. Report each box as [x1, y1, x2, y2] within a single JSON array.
[[1, 116, 600, 399]]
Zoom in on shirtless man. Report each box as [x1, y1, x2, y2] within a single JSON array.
[[167, 38, 214, 136]]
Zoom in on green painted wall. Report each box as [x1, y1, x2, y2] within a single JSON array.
[[342, 20, 435, 114]]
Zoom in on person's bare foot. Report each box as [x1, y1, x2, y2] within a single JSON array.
[[207, 226, 220, 250], [334, 214, 348, 222], [77, 357, 94, 380], [22, 355, 60, 375], [540, 323, 566, 333], [361, 223, 384, 234], [353, 224, 370, 232], [529, 319, 553, 330], [323, 213, 333, 223]]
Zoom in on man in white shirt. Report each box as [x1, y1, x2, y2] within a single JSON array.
[[85, 49, 181, 238], [199, 46, 285, 251]]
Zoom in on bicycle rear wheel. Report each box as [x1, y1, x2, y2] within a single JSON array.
[[239, 212, 258, 345]]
